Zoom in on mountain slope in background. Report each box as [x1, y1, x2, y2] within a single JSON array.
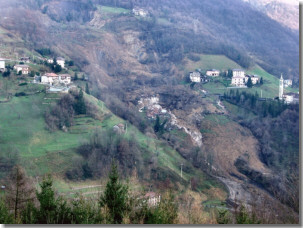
[[242, 0, 299, 30], [0, 0, 299, 223]]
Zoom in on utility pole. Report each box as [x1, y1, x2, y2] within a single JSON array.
[[180, 163, 183, 178]]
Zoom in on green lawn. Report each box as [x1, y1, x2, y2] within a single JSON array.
[[0, 77, 226, 198], [99, 6, 130, 14], [246, 65, 298, 98], [185, 54, 242, 72]]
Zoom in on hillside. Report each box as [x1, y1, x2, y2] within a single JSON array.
[[242, 0, 299, 30], [0, 0, 299, 224], [0, 76, 227, 204]]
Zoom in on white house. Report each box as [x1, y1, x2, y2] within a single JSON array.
[[59, 74, 71, 84], [283, 94, 294, 104], [284, 79, 292, 87], [47, 58, 54, 64], [206, 69, 220, 77], [144, 192, 161, 207], [41, 73, 59, 85], [57, 57, 65, 69], [245, 75, 259, 84], [231, 76, 246, 87], [189, 71, 201, 83], [232, 69, 245, 78], [0, 58, 5, 72], [41, 73, 71, 85], [132, 7, 148, 17], [14, 65, 30, 75]]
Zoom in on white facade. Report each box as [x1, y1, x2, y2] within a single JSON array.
[[232, 69, 245, 78], [144, 192, 161, 207], [133, 8, 148, 17], [0, 59, 5, 71], [57, 57, 65, 69], [231, 76, 246, 87], [284, 79, 292, 87], [59, 74, 71, 84], [14, 65, 30, 75], [283, 94, 294, 104], [279, 74, 284, 100], [189, 72, 201, 83], [206, 69, 220, 77], [41, 73, 71, 85], [41, 73, 59, 85], [47, 59, 54, 64]]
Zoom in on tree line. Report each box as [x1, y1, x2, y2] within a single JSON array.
[[0, 163, 178, 224]]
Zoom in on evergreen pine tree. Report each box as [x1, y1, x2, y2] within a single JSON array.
[[154, 115, 160, 133], [36, 175, 57, 224], [99, 161, 129, 224], [85, 83, 90, 95], [246, 77, 253, 88], [54, 65, 62, 73], [260, 77, 263, 85], [74, 89, 86, 115], [227, 69, 233, 78], [74, 73, 78, 81]]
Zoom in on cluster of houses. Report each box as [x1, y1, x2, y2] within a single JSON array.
[[39, 73, 71, 85], [189, 68, 262, 88], [47, 57, 65, 69], [138, 97, 168, 119], [33, 72, 72, 93], [144, 192, 161, 207], [132, 7, 148, 17], [189, 69, 221, 83], [230, 69, 259, 87], [279, 74, 298, 104], [0, 56, 66, 75]]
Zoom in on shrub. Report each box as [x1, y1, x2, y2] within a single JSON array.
[[15, 92, 26, 97]]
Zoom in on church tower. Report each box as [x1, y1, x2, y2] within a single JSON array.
[[279, 73, 284, 100]]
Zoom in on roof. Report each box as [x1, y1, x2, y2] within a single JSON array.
[[208, 69, 220, 72], [44, 73, 58, 77], [59, 74, 71, 77], [190, 71, 201, 76], [57, 57, 65, 61], [232, 69, 244, 71], [0, 58, 6, 61]]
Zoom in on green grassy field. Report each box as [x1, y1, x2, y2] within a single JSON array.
[[0, 77, 225, 198], [185, 54, 242, 72], [101, 6, 130, 14]]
